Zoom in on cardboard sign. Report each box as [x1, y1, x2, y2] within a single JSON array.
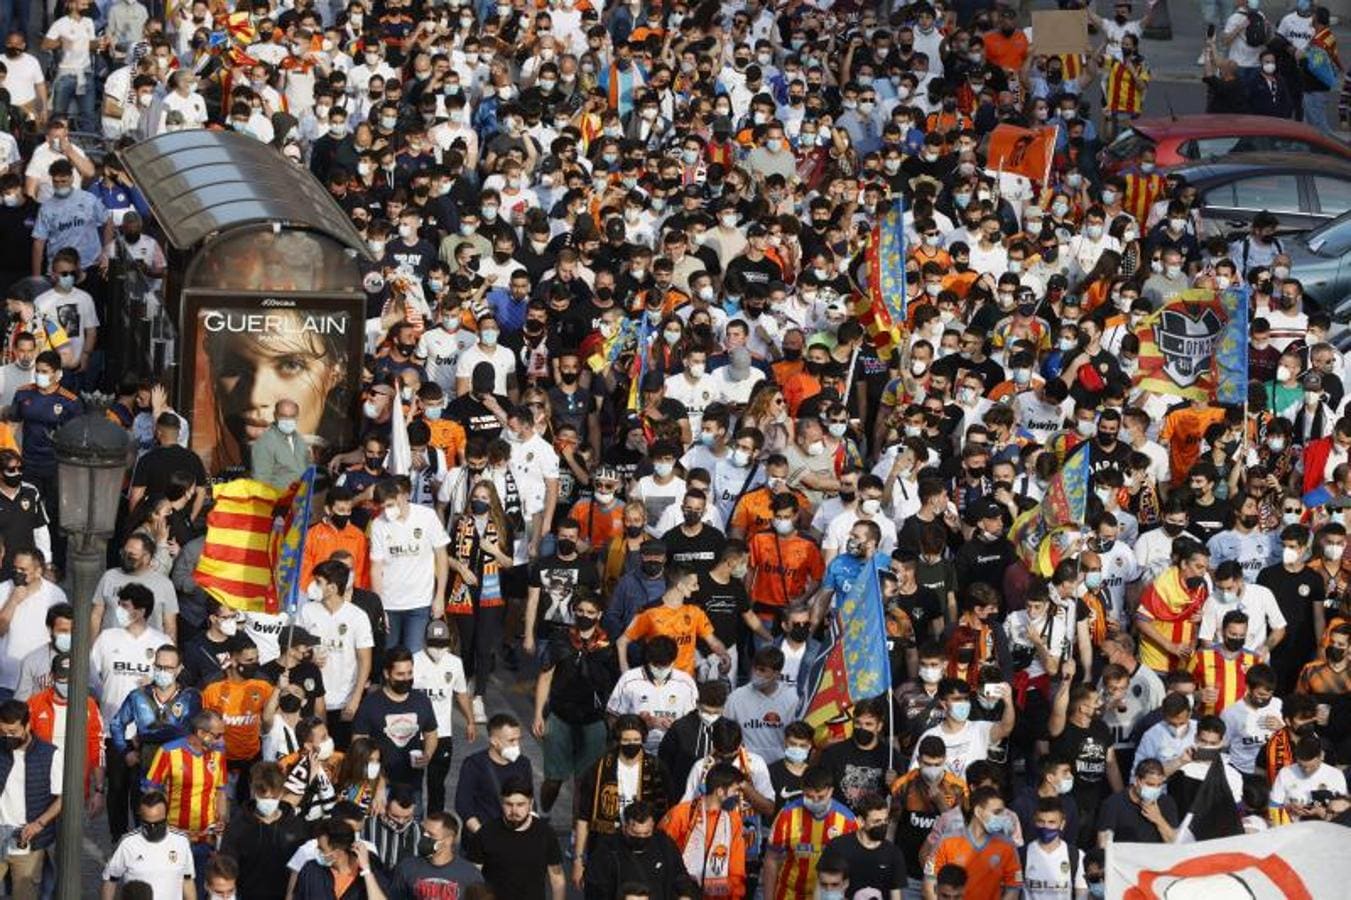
[[1032, 8, 1090, 56]]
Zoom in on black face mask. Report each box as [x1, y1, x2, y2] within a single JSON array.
[[279, 694, 304, 713], [788, 624, 811, 643], [330, 513, 351, 530], [641, 560, 665, 578], [683, 509, 702, 527], [142, 820, 168, 843], [388, 678, 414, 695], [396, 342, 416, 356], [560, 370, 580, 385], [1185, 576, 1206, 591], [1223, 636, 1246, 653], [556, 538, 577, 557], [416, 835, 439, 858], [838, 489, 856, 504], [619, 742, 643, 760], [625, 524, 645, 539], [237, 662, 259, 679], [865, 823, 888, 842], [0, 472, 19, 488], [1327, 646, 1346, 664], [1163, 522, 1185, 537], [120, 552, 139, 574], [624, 833, 649, 851], [1240, 514, 1260, 529], [854, 728, 878, 748], [0, 734, 24, 752], [365, 455, 384, 470], [782, 347, 803, 362], [573, 614, 597, 632]]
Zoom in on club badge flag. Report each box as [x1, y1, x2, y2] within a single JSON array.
[[1010, 444, 1091, 574], [985, 123, 1057, 185], [270, 466, 318, 616], [1108, 821, 1351, 899], [195, 478, 282, 614], [860, 204, 906, 352], [799, 557, 890, 744], [1133, 288, 1247, 403]]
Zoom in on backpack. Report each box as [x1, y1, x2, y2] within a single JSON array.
[[1244, 10, 1270, 48]]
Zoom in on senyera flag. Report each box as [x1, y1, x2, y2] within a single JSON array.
[[1108, 821, 1351, 899], [798, 555, 891, 745], [1133, 288, 1249, 403], [1010, 443, 1091, 576], [195, 467, 317, 615]]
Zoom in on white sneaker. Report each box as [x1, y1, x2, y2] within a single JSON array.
[[472, 695, 488, 724]]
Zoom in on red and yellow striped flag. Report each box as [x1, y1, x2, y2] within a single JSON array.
[[1104, 56, 1148, 116], [195, 479, 281, 614]]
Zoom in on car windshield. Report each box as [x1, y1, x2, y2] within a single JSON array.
[[1304, 214, 1351, 256], [1104, 128, 1154, 160]]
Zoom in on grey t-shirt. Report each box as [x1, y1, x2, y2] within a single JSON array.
[[394, 854, 485, 897], [94, 567, 180, 634]]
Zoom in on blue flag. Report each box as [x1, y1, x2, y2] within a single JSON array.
[[1216, 286, 1250, 405]]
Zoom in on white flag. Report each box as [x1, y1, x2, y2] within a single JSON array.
[[1107, 821, 1351, 899]]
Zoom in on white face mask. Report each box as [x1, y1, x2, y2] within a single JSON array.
[[366, 760, 381, 779], [500, 743, 522, 762], [317, 736, 335, 760]]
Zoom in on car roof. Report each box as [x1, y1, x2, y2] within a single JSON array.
[[1169, 152, 1351, 184], [1132, 114, 1351, 148]]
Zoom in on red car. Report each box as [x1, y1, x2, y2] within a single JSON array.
[[1097, 114, 1351, 176]]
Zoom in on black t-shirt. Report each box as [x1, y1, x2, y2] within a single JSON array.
[[1258, 563, 1326, 684], [1051, 719, 1114, 814], [767, 759, 806, 814], [1097, 789, 1179, 843], [819, 738, 890, 809], [528, 554, 600, 639], [1185, 497, 1231, 544], [446, 392, 511, 443], [0, 483, 47, 577], [821, 832, 908, 899], [352, 688, 437, 789], [893, 587, 943, 647], [464, 817, 563, 900], [547, 384, 598, 442], [723, 254, 782, 291], [661, 523, 726, 571], [260, 659, 326, 718], [694, 571, 751, 649], [130, 444, 208, 498], [386, 238, 436, 277], [1087, 438, 1132, 482]]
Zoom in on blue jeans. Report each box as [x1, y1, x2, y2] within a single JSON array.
[[0, 0, 28, 42], [386, 607, 432, 654], [51, 72, 97, 133], [1305, 91, 1331, 131]]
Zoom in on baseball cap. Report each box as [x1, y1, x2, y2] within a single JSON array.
[[972, 499, 1003, 521], [426, 619, 453, 644]]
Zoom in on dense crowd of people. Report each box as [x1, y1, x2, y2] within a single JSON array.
[[0, 0, 1344, 899]]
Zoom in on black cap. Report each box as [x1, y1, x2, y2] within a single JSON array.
[[640, 539, 667, 557], [746, 222, 768, 238], [471, 361, 496, 393], [972, 499, 1003, 520], [640, 370, 664, 392]]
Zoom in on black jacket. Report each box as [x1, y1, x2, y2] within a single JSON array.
[[583, 830, 698, 900], [658, 711, 727, 790], [219, 805, 310, 900]]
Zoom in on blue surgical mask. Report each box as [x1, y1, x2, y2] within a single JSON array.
[[784, 745, 809, 764], [949, 700, 971, 722], [1084, 571, 1103, 590], [982, 811, 1009, 834], [1138, 783, 1163, 803]]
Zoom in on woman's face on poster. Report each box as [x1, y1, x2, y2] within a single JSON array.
[[214, 312, 345, 442]]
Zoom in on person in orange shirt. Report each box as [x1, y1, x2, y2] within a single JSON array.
[[747, 494, 824, 630], [1159, 401, 1226, 490], [299, 486, 370, 591], [729, 456, 810, 540], [569, 467, 626, 555], [202, 636, 276, 802], [770, 328, 808, 387], [660, 763, 748, 899], [984, 8, 1030, 71], [924, 786, 1023, 900], [782, 342, 830, 418], [28, 652, 104, 799], [418, 383, 466, 464], [618, 563, 732, 677]]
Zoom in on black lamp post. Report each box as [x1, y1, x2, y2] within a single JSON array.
[[51, 411, 129, 900]]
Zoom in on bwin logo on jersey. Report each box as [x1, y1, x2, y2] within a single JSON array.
[[1155, 306, 1224, 386]]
